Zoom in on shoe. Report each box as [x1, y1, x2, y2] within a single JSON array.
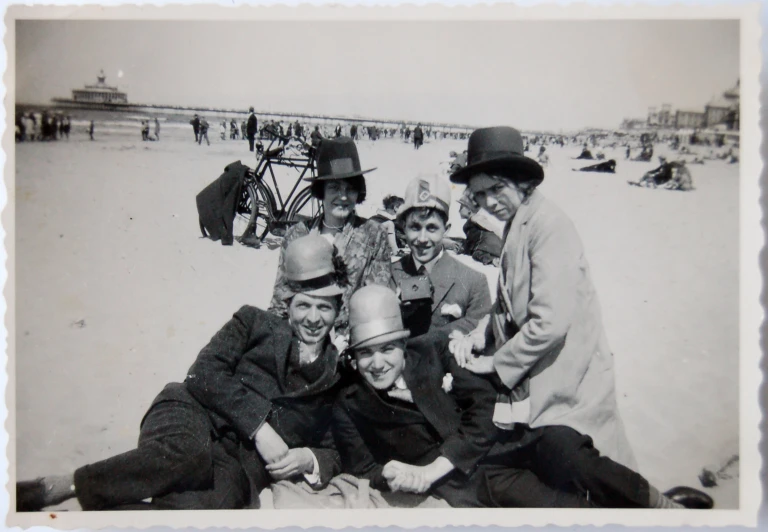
[[663, 486, 714, 509], [16, 478, 47, 512]]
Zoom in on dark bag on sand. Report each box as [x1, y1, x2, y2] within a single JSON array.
[[196, 160, 248, 246]]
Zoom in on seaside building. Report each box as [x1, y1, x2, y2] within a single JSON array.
[[675, 109, 706, 129], [70, 70, 128, 105]]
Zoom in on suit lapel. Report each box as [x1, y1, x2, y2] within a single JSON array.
[[271, 324, 295, 392], [402, 350, 457, 441], [430, 254, 456, 314]]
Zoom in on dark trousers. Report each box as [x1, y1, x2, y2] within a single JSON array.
[[484, 425, 649, 508], [248, 136, 255, 152], [73, 384, 252, 510]]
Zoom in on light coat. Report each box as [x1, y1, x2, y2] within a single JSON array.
[[493, 190, 636, 469]]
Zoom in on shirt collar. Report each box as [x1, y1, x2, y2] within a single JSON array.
[[412, 247, 444, 274]]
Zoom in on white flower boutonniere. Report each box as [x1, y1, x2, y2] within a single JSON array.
[[441, 373, 454, 393], [441, 303, 463, 319]]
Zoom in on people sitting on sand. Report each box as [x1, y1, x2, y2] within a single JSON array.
[[576, 144, 593, 160], [391, 175, 491, 338], [537, 146, 549, 166], [458, 189, 503, 267], [629, 157, 693, 191], [16, 235, 348, 511], [269, 137, 394, 339], [633, 144, 654, 162], [448, 126, 712, 509], [370, 195, 407, 256]]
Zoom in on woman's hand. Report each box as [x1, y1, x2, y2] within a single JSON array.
[[464, 355, 496, 375]]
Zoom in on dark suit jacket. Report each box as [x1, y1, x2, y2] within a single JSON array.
[[392, 253, 491, 336], [185, 305, 343, 485], [331, 336, 499, 504], [246, 113, 257, 137]]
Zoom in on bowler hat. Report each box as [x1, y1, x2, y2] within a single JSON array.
[[398, 174, 452, 221], [450, 126, 544, 186], [305, 137, 376, 182], [283, 235, 345, 298], [348, 286, 410, 350]]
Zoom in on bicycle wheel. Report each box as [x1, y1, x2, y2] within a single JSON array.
[[233, 181, 274, 246], [286, 186, 321, 225]]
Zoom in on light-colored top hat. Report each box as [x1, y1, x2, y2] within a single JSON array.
[[397, 174, 452, 221], [283, 235, 345, 298], [348, 286, 410, 350]]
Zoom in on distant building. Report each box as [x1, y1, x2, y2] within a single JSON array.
[[675, 110, 705, 129], [705, 79, 739, 129], [71, 70, 128, 105]]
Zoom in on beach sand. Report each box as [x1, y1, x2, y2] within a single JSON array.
[[14, 126, 740, 509]]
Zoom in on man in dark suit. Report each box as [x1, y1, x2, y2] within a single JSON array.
[[246, 107, 258, 152], [17, 235, 347, 511], [392, 175, 491, 338], [331, 286, 596, 508]]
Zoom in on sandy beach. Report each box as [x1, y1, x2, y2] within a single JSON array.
[[14, 126, 740, 509]]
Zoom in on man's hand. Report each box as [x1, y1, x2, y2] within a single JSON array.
[[265, 448, 316, 480], [254, 423, 290, 465], [382, 461, 430, 494], [464, 355, 496, 375]]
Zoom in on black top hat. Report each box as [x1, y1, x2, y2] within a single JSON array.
[[305, 137, 376, 181], [450, 126, 544, 186]]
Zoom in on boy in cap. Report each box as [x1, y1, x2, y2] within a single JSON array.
[[331, 286, 599, 508], [392, 174, 491, 338], [17, 235, 347, 511]]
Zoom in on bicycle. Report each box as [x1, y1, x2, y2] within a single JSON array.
[[233, 126, 321, 247]]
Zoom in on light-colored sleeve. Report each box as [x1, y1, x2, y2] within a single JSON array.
[[303, 450, 322, 487], [363, 222, 396, 290], [493, 213, 582, 390]]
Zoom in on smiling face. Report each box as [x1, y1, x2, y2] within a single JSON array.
[[323, 179, 360, 223], [403, 208, 449, 264], [355, 340, 407, 390], [288, 293, 339, 345], [468, 173, 525, 222]]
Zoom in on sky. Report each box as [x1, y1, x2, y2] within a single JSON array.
[[15, 19, 739, 131]]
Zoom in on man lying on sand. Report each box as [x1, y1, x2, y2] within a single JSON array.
[[16, 235, 347, 511]]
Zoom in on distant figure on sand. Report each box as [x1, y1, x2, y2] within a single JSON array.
[[246, 107, 258, 152], [198, 117, 210, 146], [574, 160, 616, 173], [88, 120, 94, 141], [629, 158, 693, 191], [576, 144, 593, 160], [220, 121, 227, 141], [190, 114, 200, 143], [413, 124, 424, 150], [154, 118, 161, 141]]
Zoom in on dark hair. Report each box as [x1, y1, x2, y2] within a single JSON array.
[[399, 206, 449, 227], [494, 171, 539, 203], [382, 195, 404, 211], [310, 176, 367, 204]]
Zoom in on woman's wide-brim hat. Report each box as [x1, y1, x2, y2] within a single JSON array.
[[283, 234, 345, 298], [450, 126, 544, 186], [347, 286, 410, 350], [305, 137, 377, 182]]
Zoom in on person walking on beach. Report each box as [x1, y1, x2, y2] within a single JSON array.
[[413, 124, 424, 150], [220, 120, 227, 141], [198, 117, 210, 146], [88, 120, 95, 141], [190, 114, 200, 143], [246, 107, 258, 152], [154, 118, 161, 141]]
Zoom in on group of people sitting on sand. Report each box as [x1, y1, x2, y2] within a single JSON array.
[[17, 127, 714, 511]]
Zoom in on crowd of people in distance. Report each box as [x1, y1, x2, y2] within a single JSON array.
[[15, 111, 72, 142], [18, 127, 717, 512]]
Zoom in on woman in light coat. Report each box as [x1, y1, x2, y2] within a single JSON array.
[[448, 126, 712, 510]]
